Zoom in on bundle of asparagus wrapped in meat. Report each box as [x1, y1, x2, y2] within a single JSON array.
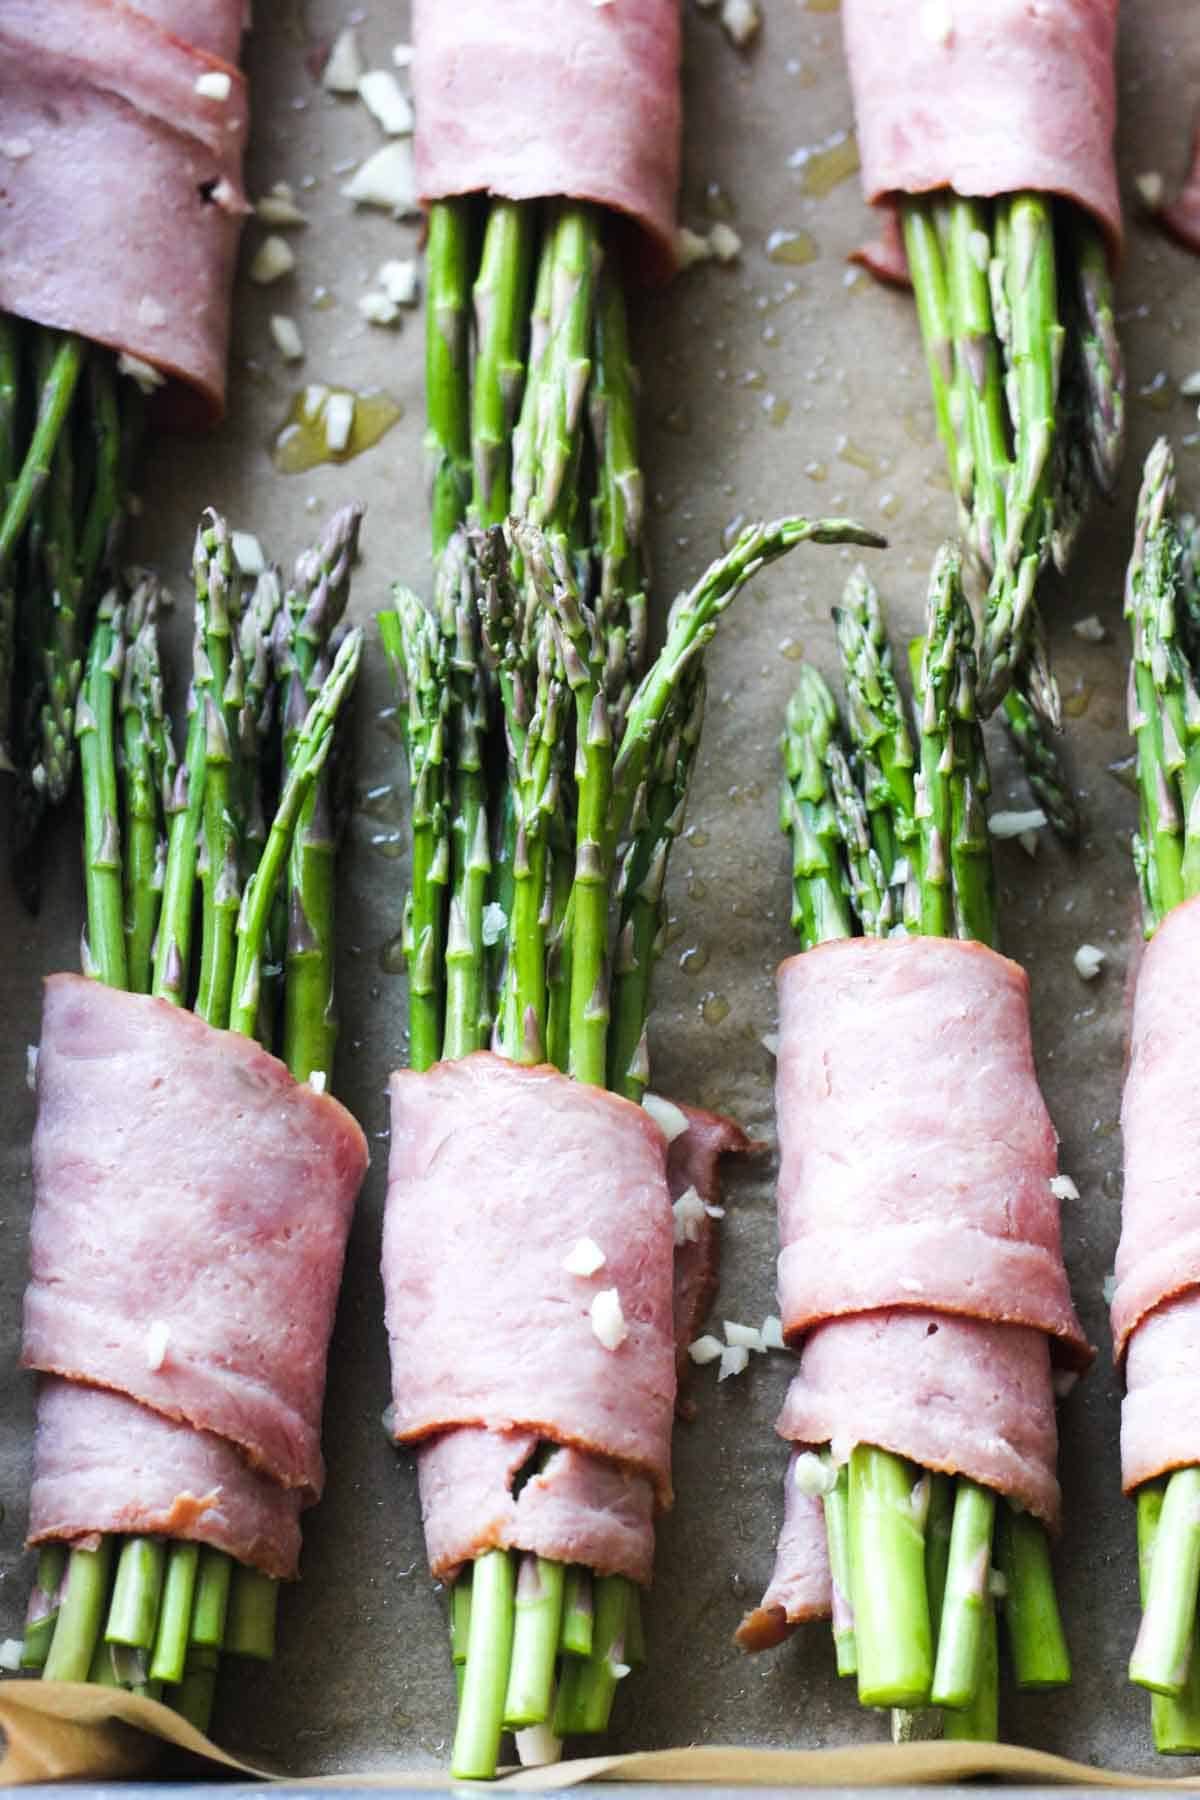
[[736, 554, 1092, 1741], [0, 2, 249, 886], [381, 515, 879, 1781], [16, 508, 366, 1736], [1112, 439, 1200, 1754], [839, 0, 1126, 834]]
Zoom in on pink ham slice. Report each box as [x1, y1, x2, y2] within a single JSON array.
[[743, 935, 1084, 1648], [412, 0, 681, 282], [734, 1451, 833, 1651], [841, 0, 1121, 282], [1113, 897, 1200, 1490], [669, 1105, 755, 1415], [1157, 126, 1200, 256], [23, 974, 368, 1504], [776, 936, 1090, 1369], [384, 1052, 676, 1504], [28, 1378, 303, 1581], [1112, 897, 1200, 1361], [416, 1428, 656, 1587], [0, 0, 249, 425]]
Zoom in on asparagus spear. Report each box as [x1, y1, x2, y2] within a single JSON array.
[[31, 511, 364, 1735], [778, 554, 1070, 1734], [900, 191, 1124, 825]]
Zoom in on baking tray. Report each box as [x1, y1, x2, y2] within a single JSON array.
[[2, 0, 1200, 1783]]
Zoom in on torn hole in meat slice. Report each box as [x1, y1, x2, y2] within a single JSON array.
[[509, 1439, 559, 1501]]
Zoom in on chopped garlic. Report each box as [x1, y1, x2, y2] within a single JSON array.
[[720, 0, 760, 48], [1072, 613, 1107, 642], [718, 1343, 750, 1381], [307, 1069, 328, 1094], [378, 259, 419, 306], [194, 70, 232, 101], [0, 1641, 23, 1673], [257, 182, 308, 227], [918, 0, 953, 46], [688, 1334, 723, 1365], [761, 1031, 779, 1057], [380, 1402, 397, 1436], [1018, 830, 1040, 860], [1073, 943, 1106, 981], [358, 70, 415, 136], [563, 1236, 606, 1277], [249, 235, 296, 284], [1102, 1272, 1117, 1306], [643, 1093, 689, 1142], [1051, 1174, 1080, 1201], [708, 222, 743, 263], [145, 1321, 170, 1370], [761, 1314, 785, 1350], [793, 1452, 838, 1498], [25, 1045, 38, 1092], [0, 137, 33, 160], [358, 292, 401, 327], [725, 1319, 766, 1353], [1135, 171, 1165, 211], [673, 1185, 707, 1246], [590, 1288, 628, 1351], [269, 315, 305, 362], [341, 142, 418, 215], [988, 1568, 1008, 1600], [323, 26, 365, 93], [391, 43, 415, 68], [324, 392, 355, 454], [676, 226, 713, 271], [515, 1722, 562, 1767], [1181, 372, 1200, 400], [231, 530, 266, 575], [988, 807, 1047, 839], [481, 902, 507, 946]]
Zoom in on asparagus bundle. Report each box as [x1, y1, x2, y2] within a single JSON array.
[[902, 192, 1125, 754], [19, 507, 364, 1735], [0, 2, 250, 893], [0, 332, 140, 891], [773, 554, 1077, 1737], [1114, 439, 1200, 1754], [384, 498, 881, 1780]]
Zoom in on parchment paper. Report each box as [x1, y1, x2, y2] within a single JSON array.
[[1, 0, 1199, 1782]]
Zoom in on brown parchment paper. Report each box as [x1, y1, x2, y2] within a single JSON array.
[[2, 0, 1200, 1784]]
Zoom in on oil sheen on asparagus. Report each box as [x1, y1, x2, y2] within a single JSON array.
[[386, 192, 885, 1780], [780, 552, 1071, 1738], [901, 191, 1125, 834], [1122, 438, 1200, 1755], [21, 507, 364, 1734]]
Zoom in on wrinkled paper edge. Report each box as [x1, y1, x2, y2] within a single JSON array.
[[8, 1683, 1200, 1787]]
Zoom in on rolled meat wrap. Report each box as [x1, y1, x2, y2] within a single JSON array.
[[0, 0, 249, 423], [23, 974, 368, 1566], [739, 554, 1088, 1736], [837, 0, 1124, 755], [384, 1052, 676, 1531], [843, 0, 1121, 268], [775, 936, 1090, 1370], [412, 0, 681, 280]]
